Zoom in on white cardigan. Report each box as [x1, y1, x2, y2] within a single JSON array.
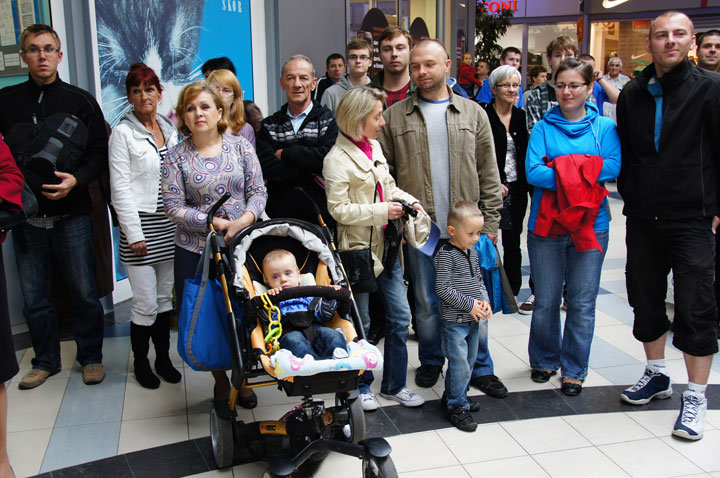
[[109, 112, 180, 244]]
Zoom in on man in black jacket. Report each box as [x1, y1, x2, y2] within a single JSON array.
[[0, 24, 108, 389], [617, 11, 720, 441], [256, 54, 338, 224]]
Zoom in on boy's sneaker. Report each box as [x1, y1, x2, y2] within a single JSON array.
[[518, 295, 535, 315], [672, 391, 707, 440], [448, 409, 477, 432], [359, 393, 379, 411], [415, 364, 443, 387], [379, 388, 425, 407], [470, 374, 508, 398], [441, 392, 481, 412], [620, 367, 672, 405], [333, 347, 349, 359]]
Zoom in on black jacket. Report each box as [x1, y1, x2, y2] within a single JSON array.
[[256, 100, 338, 223], [617, 61, 720, 220], [480, 101, 528, 191], [0, 76, 108, 217]]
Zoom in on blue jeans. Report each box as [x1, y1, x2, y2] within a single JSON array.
[[355, 292, 374, 393], [471, 316, 494, 377], [279, 327, 346, 360], [357, 256, 413, 395], [13, 215, 104, 371], [405, 241, 445, 367], [527, 230, 608, 381], [441, 320, 480, 411]]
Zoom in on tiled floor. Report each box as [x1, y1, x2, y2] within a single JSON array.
[[7, 186, 720, 478]]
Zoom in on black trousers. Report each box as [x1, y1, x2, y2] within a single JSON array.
[[625, 217, 718, 357]]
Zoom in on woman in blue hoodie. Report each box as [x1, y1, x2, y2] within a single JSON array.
[[525, 59, 621, 396]]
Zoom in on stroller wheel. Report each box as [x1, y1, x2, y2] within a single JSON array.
[[336, 394, 365, 444], [210, 407, 234, 468], [362, 455, 398, 478]]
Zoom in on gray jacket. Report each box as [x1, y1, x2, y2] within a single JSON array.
[[321, 74, 370, 112]]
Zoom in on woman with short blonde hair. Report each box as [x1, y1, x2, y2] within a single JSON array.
[[206, 69, 255, 148], [334, 87, 385, 141]]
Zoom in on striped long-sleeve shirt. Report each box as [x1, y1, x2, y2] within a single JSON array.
[[434, 242, 489, 323]]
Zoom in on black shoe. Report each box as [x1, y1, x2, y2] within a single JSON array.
[[530, 369, 557, 383], [237, 389, 258, 409], [561, 380, 582, 396], [367, 327, 385, 346], [152, 312, 182, 384], [441, 392, 481, 412], [470, 374, 508, 398], [448, 409, 477, 432], [415, 364, 443, 388], [131, 323, 160, 389]]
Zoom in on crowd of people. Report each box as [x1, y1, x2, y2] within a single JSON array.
[[0, 10, 719, 474]]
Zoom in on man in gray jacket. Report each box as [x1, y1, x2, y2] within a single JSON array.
[[321, 38, 372, 112], [378, 39, 503, 392]]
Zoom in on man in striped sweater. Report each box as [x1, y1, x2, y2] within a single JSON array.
[[434, 202, 493, 432]]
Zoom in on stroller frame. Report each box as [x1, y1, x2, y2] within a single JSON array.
[[203, 193, 397, 477]]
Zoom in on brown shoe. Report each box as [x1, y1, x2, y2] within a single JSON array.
[[82, 363, 105, 385], [18, 368, 61, 390]]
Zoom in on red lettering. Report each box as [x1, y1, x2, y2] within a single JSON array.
[[501, 1, 511, 9], [489, 1, 499, 12]]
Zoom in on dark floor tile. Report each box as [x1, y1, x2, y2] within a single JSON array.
[[561, 385, 637, 414], [365, 406, 402, 438], [503, 389, 577, 420], [466, 393, 518, 424], [125, 440, 210, 478], [30, 474, 52, 478], [50, 455, 133, 478], [702, 384, 720, 403], [380, 399, 452, 434]]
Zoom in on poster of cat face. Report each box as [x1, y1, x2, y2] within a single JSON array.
[[94, 0, 254, 127]]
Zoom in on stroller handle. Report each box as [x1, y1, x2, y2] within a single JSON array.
[[251, 285, 352, 316], [207, 192, 232, 230]]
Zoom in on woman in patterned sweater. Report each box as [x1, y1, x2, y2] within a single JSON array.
[[162, 80, 267, 407]]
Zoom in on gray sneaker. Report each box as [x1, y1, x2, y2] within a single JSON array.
[[518, 294, 535, 315], [379, 388, 425, 407]]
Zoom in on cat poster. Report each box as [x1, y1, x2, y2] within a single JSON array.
[[94, 0, 254, 127]]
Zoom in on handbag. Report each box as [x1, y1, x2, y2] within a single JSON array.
[[177, 234, 234, 371], [0, 183, 38, 233], [339, 187, 378, 294]]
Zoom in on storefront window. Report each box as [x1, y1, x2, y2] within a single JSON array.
[[527, 23, 578, 72], [349, 0, 436, 41], [590, 20, 650, 78]]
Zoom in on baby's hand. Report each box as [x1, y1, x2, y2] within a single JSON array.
[[330, 285, 341, 291], [267, 287, 283, 296]]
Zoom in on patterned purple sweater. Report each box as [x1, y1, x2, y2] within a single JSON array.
[[162, 135, 267, 254]]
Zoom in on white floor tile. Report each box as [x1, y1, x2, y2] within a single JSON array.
[[6, 427, 52, 478], [599, 437, 703, 478], [464, 456, 549, 478], [665, 359, 720, 385], [595, 309, 624, 327], [184, 469, 234, 477], [400, 464, 471, 478], [386, 431, 459, 472], [232, 461, 270, 477], [312, 450, 365, 478], [533, 446, 630, 478], [579, 369, 615, 388], [487, 338, 534, 379], [117, 415, 189, 454], [487, 315, 530, 337], [17, 340, 78, 381], [627, 410, 684, 437], [122, 369, 187, 420], [660, 430, 720, 473], [6, 377, 67, 432], [500, 417, 591, 455], [502, 376, 556, 393], [436, 423, 526, 464], [184, 367, 216, 414], [563, 412, 653, 445], [494, 334, 531, 365]]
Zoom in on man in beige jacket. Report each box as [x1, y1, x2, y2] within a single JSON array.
[[377, 39, 502, 391]]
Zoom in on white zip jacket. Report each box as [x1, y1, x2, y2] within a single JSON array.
[[109, 111, 180, 244]]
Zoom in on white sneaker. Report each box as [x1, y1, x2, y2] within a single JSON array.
[[359, 393, 379, 411], [518, 294, 535, 315], [379, 388, 425, 407], [672, 391, 707, 440], [333, 347, 349, 359]]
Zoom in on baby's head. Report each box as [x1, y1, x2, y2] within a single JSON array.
[[447, 201, 485, 251], [462, 52, 473, 66], [262, 249, 301, 290]]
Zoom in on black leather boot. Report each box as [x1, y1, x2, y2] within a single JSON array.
[[151, 311, 182, 383], [131, 322, 160, 389]]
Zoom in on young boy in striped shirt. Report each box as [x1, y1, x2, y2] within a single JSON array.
[[434, 201, 492, 432]]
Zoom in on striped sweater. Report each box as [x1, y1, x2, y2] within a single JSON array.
[[433, 242, 489, 323]]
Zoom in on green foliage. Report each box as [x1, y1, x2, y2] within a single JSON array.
[[474, 4, 514, 69]]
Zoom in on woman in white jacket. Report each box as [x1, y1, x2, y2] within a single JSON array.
[[109, 63, 182, 389]]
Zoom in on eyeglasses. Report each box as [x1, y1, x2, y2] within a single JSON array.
[[554, 83, 588, 91], [496, 83, 520, 90], [348, 55, 370, 61], [23, 47, 60, 56]]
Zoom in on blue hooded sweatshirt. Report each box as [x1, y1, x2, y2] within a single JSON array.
[[525, 101, 621, 232]]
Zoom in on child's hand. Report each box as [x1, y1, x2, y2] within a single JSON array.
[[330, 285, 341, 291], [266, 287, 283, 296], [478, 300, 492, 319]]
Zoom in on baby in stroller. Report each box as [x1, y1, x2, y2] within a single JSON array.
[[262, 248, 349, 360]]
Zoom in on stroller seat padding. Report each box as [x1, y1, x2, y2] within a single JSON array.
[[269, 339, 383, 379]]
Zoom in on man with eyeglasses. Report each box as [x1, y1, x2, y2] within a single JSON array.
[[321, 38, 372, 112], [617, 11, 720, 441], [0, 24, 108, 389]]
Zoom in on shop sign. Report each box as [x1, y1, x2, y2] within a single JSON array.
[[477, 0, 519, 12], [590, 0, 710, 14]]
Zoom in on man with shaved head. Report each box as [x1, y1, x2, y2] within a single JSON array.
[[617, 11, 720, 441], [377, 39, 504, 405]]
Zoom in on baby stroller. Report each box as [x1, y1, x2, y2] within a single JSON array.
[[202, 194, 397, 477]]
